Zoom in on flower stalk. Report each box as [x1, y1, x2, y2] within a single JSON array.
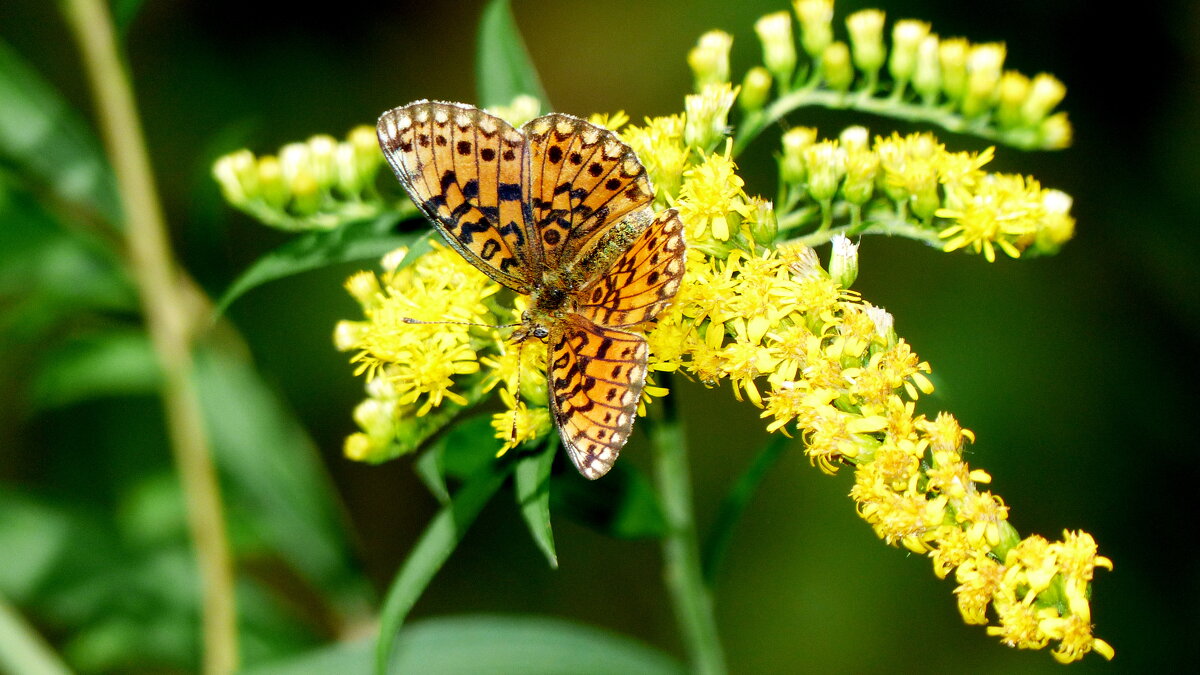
[[61, 1, 237, 673], [647, 389, 726, 675]]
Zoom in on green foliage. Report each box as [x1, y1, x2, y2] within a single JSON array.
[[0, 0, 1122, 672], [476, 0, 548, 110]]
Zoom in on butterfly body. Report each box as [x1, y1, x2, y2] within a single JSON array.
[[377, 100, 685, 479]]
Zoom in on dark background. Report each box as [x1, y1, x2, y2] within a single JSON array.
[[2, 0, 1196, 671]]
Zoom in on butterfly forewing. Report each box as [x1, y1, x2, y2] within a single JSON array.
[[523, 114, 655, 269], [378, 101, 531, 291], [548, 314, 648, 479], [577, 209, 686, 328]]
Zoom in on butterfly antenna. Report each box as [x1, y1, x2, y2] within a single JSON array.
[[401, 317, 520, 329]]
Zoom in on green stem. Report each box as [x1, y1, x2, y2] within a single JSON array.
[[733, 86, 1050, 156], [783, 214, 946, 250], [647, 388, 726, 675], [60, 2, 238, 673]]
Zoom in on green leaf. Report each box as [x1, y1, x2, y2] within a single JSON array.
[[436, 415, 503, 479], [475, 0, 549, 109], [214, 212, 424, 315], [0, 593, 72, 675], [0, 172, 135, 340], [29, 330, 160, 410], [0, 38, 121, 225], [514, 435, 558, 568], [414, 446, 450, 505], [414, 413, 515, 504], [701, 434, 791, 584], [552, 462, 666, 539], [375, 459, 512, 675], [193, 349, 371, 612], [0, 491, 79, 604], [250, 614, 683, 675]]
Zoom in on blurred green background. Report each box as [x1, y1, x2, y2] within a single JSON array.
[[2, 0, 1196, 672]]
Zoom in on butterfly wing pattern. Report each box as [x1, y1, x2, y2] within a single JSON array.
[[378, 100, 685, 479]]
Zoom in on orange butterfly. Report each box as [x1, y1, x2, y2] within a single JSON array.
[[377, 101, 685, 479]]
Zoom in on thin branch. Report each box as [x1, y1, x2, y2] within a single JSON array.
[[58, 1, 238, 673]]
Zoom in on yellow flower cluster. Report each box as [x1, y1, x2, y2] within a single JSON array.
[[780, 128, 1075, 259], [613, 114, 1109, 661], [213, 125, 385, 230], [731, 2, 1072, 149], [334, 243, 502, 460]]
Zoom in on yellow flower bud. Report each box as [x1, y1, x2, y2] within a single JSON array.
[[828, 234, 859, 288], [335, 142, 362, 195], [307, 134, 338, 190], [349, 124, 382, 177], [779, 126, 818, 184], [1021, 73, 1067, 125], [912, 35, 941, 103], [739, 66, 773, 113], [343, 270, 382, 307], [685, 83, 739, 150], [1033, 189, 1075, 254], [290, 169, 321, 216], [889, 20, 931, 86], [754, 11, 796, 87], [1039, 111, 1073, 149], [842, 147, 878, 205], [997, 71, 1030, 129], [846, 9, 886, 76], [488, 94, 540, 127], [838, 125, 870, 151], [279, 142, 311, 186], [212, 149, 256, 206], [822, 41, 853, 91], [688, 30, 734, 89], [803, 140, 847, 202], [794, 0, 834, 59], [334, 320, 369, 351], [938, 37, 969, 102], [962, 43, 1005, 117], [256, 156, 288, 210], [746, 197, 778, 246]]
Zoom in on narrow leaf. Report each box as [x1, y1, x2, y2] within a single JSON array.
[[413, 413, 507, 503], [514, 435, 558, 568], [0, 39, 121, 224], [475, 0, 548, 109], [213, 212, 424, 315], [701, 434, 791, 584], [251, 614, 684, 675], [414, 446, 450, 505], [0, 593, 72, 675], [375, 461, 512, 675], [29, 330, 159, 410]]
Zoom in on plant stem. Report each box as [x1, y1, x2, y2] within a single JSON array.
[[733, 86, 1049, 156], [59, 2, 238, 673], [647, 388, 726, 675]]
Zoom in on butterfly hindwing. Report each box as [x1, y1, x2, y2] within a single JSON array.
[[378, 101, 531, 291], [577, 208, 686, 327], [548, 314, 648, 479]]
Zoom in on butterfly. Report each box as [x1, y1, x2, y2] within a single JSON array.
[[376, 100, 685, 479]]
